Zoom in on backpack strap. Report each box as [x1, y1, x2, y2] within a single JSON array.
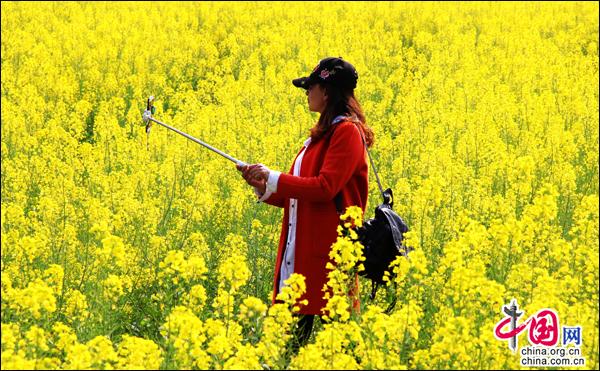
[[352, 121, 386, 201], [370, 281, 398, 313], [370, 280, 379, 300], [384, 280, 398, 314]]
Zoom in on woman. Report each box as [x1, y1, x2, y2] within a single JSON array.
[[236, 57, 374, 345]]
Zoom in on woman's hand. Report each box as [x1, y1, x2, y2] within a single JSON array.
[[236, 163, 268, 194], [247, 164, 270, 182]]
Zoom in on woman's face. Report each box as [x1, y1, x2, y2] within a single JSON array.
[[306, 83, 327, 113]]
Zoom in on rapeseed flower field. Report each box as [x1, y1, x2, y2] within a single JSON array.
[[1, 2, 598, 370]]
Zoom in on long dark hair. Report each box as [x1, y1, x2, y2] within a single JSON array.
[[310, 83, 374, 148]]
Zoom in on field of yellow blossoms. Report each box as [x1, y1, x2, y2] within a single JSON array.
[[1, 2, 598, 370]]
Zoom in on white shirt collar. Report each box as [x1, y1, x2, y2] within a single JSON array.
[[332, 115, 347, 125]]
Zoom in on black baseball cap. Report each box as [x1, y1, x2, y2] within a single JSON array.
[[292, 57, 358, 90]]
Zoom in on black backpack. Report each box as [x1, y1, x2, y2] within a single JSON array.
[[333, 122, 411, 311], [355, 188, 410, 284]]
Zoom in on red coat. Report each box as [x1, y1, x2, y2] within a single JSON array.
[[262, 119, 369, 315]]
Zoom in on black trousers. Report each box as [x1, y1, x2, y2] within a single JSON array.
[[290, 314, 325, 354]]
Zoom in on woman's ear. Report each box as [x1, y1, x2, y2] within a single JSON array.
[[321, 86, 329, 102]]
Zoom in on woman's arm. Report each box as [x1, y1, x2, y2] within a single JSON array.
[[274, 123, 364, 202], [238, 164, 287, 208], [254, 186, 286, 208]]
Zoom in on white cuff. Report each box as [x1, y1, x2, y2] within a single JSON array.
[[256, 187, 274, 203], [266, 170, 281, 194]]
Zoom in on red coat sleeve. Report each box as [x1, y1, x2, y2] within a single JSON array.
[[263, 192, 285, 208], [275, 123, 364, 202]]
